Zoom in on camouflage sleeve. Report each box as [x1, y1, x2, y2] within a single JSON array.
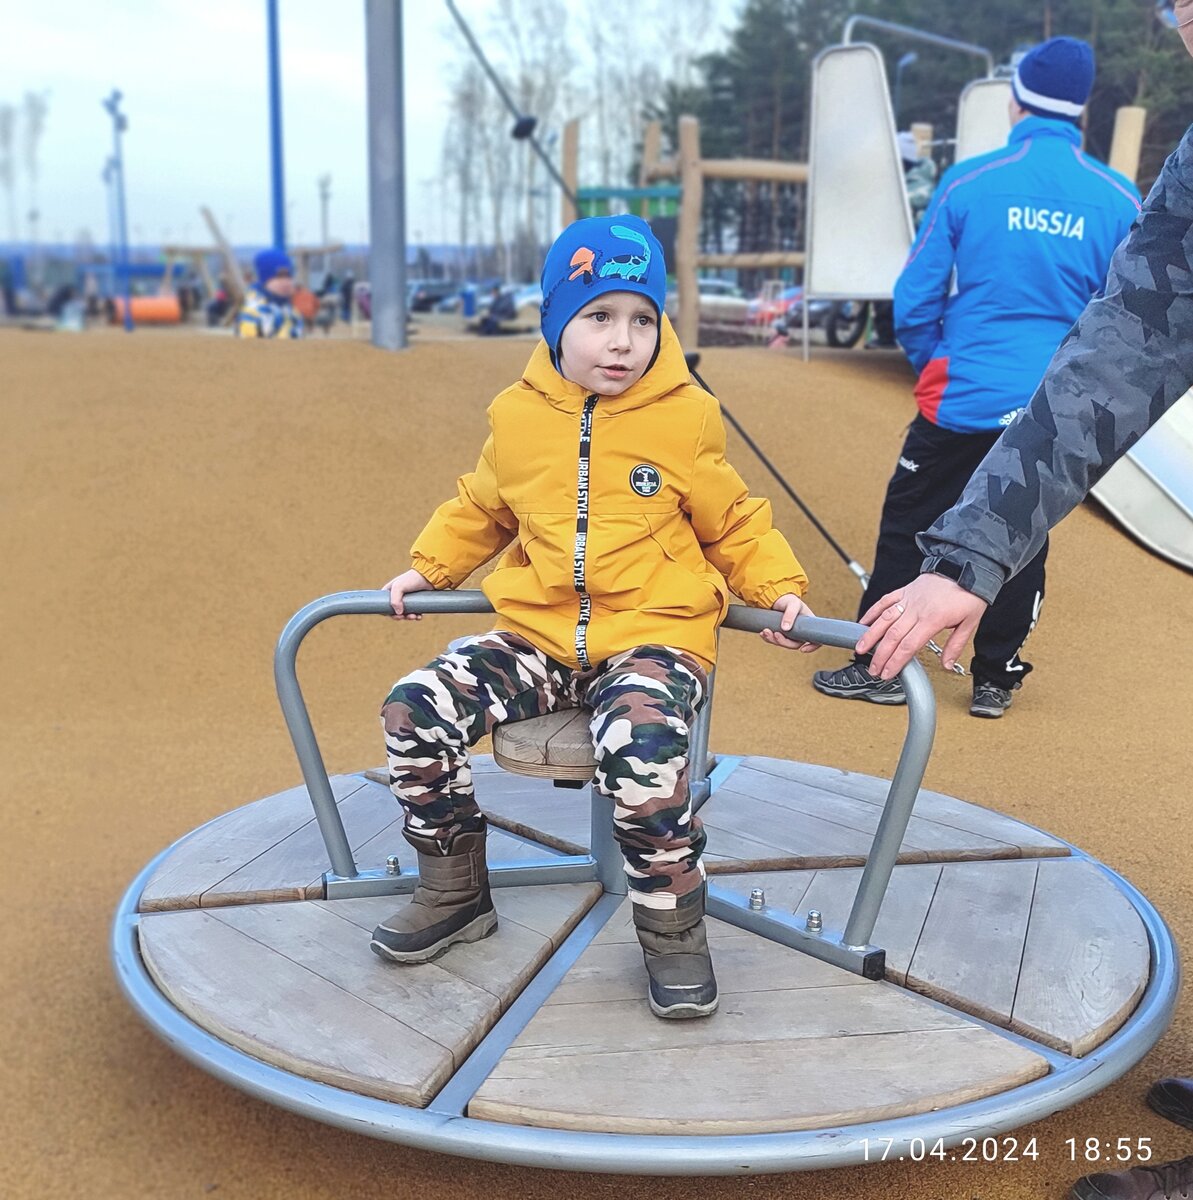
[[904, 158, 938, 224], [917, 123, 1193, 603]]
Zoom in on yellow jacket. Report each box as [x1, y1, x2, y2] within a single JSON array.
[[410, 316, 808, 670]]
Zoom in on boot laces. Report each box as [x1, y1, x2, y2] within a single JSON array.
[[1143, 1155, 1193, 1198]]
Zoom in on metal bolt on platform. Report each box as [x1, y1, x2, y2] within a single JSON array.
[[385, 855, 400, 875], [806, 909, 823, 934], [749, 888, 766, 910]]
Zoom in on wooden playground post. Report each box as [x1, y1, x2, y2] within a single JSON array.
[[200, 206, 249, 309], [672, 116, 809, 349], [639, 121, 662, 219], [1110, 106, 1146, 183], [561, 119, 579, 226], [910, 122, 934, 161], [676, 116, 704, 350]]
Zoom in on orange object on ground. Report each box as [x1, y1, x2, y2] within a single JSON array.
[[112, 295, 183, 324], [292, 287, 319, 321]]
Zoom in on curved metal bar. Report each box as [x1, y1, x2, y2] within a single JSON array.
[[721, 608, 936, 948], [111, 845, 1179, 1174], [842, 15, 995, 77], [276, 591, 935, 949], [273, 589, 495, 879]]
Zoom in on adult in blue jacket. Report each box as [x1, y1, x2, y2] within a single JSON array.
[[814, 37, 1139, 719]]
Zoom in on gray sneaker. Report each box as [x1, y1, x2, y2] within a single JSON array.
[[970, 680, 1015, 719], [1069, 1154, 1193, 1199], [812, 661, 906, 705]]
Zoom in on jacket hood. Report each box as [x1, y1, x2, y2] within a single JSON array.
[[520, 312, 693, 414]]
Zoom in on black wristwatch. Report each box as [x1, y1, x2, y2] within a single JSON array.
[[920, 555, 965, 583]]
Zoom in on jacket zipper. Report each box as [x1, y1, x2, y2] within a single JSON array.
[[572, 395, 598, 668]]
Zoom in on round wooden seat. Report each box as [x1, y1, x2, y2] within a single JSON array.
[[492, 710, 597, 781]]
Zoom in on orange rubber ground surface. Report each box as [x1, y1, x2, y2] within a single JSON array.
[[4, 326, 1191, 1199]]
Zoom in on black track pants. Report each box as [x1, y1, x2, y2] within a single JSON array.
[[857, 415, 1047, 689]]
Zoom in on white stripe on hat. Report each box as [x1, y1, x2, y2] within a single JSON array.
[[1012, 66, 1085, 117]]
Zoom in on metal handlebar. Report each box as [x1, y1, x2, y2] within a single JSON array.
[[274, 590, 936, 951]]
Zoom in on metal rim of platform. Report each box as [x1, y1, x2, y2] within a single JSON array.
[[111, 817, 1180, 1176]]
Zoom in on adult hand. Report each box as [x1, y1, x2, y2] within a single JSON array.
[[383, 568, 434, 620], [760, 594, 821, 652], [855, 573, 988, 678]]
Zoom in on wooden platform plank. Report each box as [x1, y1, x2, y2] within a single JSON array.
[[139, 908, 452, 1106], [141, 881, 602, 1108], [471, 770, 591, 854], [699, 786, 883, 862], [467, 755, 1070, 871], [138, 775, 367, 912], [210, 901, 499, 1055], [1010, 858, 1150, 1056], [741, 758, 1070, 858], [726, 764, 1017, 861], [314, 883, 602, 1002], [907, 859, 1039, 1027], [713, 865, 943, 987], [550, 926, 867, 1005], [520, 980, 976, 1054], [470, 1028, 1047, 1134], [202, 778, 398, 907], [471, 894, 1048, 1133]]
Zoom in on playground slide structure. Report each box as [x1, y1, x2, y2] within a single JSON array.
[[804, 44, 914, 309], [1091, 390, 1193, 571], [955, 78, 1013, 163]]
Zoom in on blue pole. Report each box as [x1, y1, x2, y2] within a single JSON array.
[[103, 91, 134, 332], [266, 0, 286, 250], [102, 158, 119, 295]]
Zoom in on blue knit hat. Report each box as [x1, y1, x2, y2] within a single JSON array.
[[1012, 37, 1095, 122], [540, 214, 667, 366], [254, 248, 294, 285]]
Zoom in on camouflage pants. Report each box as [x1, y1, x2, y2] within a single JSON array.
[[381, 631, 708, 908]]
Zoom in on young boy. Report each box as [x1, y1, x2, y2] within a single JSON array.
[[372, 214, 815, 1020], [235, 249, 304, 339]]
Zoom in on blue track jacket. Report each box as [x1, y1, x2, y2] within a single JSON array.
[[893, 116, 1139, 433]]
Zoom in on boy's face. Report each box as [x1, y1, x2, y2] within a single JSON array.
[[557, 291, 658, 397], [265, 269, 295, 300]]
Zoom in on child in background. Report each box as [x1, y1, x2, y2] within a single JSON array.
[[372, 214, 816, 1019], [235, 249, 304, 339]]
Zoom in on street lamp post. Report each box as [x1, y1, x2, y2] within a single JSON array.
[[894, 51, 918, 126], [101, 90, 134, 332], [318, 173, 331, 273]]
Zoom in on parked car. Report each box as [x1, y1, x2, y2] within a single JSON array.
[[408, 279, 458, 312], [664, 277, 752, 326]]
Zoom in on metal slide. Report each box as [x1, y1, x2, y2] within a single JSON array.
[[805, 44, 914, 305], [956, 78, 1012, 163], [1091, 389, 1193, 571]]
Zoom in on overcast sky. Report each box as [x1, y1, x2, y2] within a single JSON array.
[[0, 0, 740, 251]]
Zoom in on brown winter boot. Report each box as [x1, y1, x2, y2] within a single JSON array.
[[632, 885, 718, 1019], [370, 818, 496, 964]]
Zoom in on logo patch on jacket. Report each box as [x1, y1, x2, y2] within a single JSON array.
[[630, 464, 662, 496]]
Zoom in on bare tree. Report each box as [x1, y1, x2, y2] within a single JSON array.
[[441, 60, 487, 278], [438, 0, 710, 279], [0, 105, 15, 243], [23, 91, 49, 244]]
